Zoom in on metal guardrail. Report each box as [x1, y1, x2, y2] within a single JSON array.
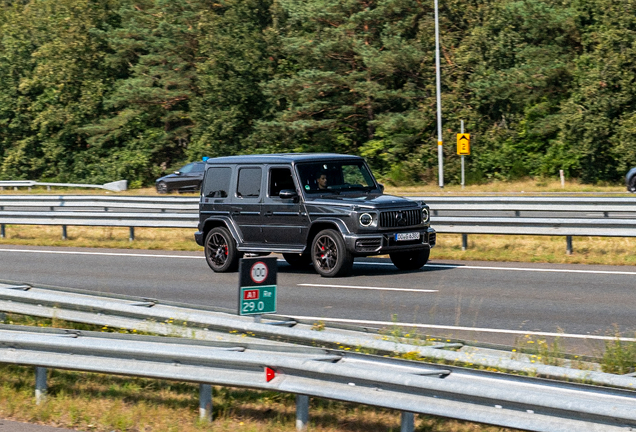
[[0, 180, 127, 192], [1, 195, 636, 251], [1, 282, 635, 391], [1, 323, 635, 431]]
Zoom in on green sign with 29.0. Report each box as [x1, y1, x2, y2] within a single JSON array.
[[239, 285, 277, 315]]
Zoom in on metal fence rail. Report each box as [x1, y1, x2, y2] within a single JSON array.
[[1, 195, 636, 251], [0, 180, 127, 192], [2, 282, 636, 391], [1, 323, 635, 432]]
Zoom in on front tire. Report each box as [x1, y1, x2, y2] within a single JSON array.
[[629, 176, 636, 193], [311, 229, 353, 277], [156, 181, 168, 194], [204, 227, 240, 272], [390, 248, 430, 271]]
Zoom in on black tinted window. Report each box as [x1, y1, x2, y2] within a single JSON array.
[[269, 168, 295, 197], [203, 167, 231, 198], [180, 163, 194, 174], [237, 167, 262, 198]]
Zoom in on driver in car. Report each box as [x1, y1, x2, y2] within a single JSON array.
[[316, 172, 328, 190]]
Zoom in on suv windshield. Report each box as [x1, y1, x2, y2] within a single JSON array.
[[296, 161, 377, 194]]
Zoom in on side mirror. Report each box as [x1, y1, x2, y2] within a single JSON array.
[[279, 189, 299, 201], [378, 183, 384, 193]]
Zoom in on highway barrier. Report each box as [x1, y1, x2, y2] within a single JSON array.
[[1, 195, 636, 252], [1, 317, 635, 431]]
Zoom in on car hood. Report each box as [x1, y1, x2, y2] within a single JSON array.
[[156, 173, 180, 182], [304, 193, 419, 210]]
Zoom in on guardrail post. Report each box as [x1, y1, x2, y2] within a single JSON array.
[[129, 227, 135, 241], [295, 394, 309, 431], [35, 367, 47, 405], [566, 235, 573, 255], [462, 234, 468, 251], [515, 210, 520, 217], [400, 412, 414, 432], [62, 226, 67, 240], [1, 224, 5, 238], [199, 383, 212, 422]]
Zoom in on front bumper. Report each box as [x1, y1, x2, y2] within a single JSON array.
[[343, 227, 436, 255]]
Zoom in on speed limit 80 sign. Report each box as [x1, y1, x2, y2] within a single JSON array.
[[238, 257, 277, 316]]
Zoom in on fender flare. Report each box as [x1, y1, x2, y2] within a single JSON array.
[[201, 216, 243, 244]]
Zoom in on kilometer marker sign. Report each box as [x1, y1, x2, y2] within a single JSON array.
[[457, 133, 470, 155], [238, 257, 277, 316]]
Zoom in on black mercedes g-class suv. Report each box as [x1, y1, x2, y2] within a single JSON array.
[[194, 153, 436, 277]]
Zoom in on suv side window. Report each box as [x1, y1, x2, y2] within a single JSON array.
[[237, 167, 262, 198], [269, 167, 295, 197], [202, 166, 231, 197]]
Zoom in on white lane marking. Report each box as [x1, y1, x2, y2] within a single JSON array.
[[298, 283, 437, 293], [358, 261, 636, 276], [0, 248, 203, 259], [287, 315, 636, 342], [0, 248, 635, 276]]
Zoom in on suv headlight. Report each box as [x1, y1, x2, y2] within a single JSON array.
[[422, 207, 430, 223], [359, 213, 373, 227]]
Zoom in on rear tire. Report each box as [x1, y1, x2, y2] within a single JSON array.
[[204, 227, 240, 272], [629, 176, 636, 193], [390, 248, 430, 271], [311, 229, 353, 277], [283, 253, 312, 268]]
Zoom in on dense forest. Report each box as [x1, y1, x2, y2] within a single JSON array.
[[1, 0, 635, 187]]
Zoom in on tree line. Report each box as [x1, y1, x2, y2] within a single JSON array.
[[1, 0, 635, 187]]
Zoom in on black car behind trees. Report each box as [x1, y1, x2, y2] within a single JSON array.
[[156, 162, 205, 194], [194, 153, 436, 277]]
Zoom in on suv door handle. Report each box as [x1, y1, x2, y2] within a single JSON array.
[[264, 211, 273, 217]]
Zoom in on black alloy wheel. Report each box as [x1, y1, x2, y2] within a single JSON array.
[[204, 227, 240, 272], [156, 181, 168, 194], [283, 253, 312, 268], [389, 247, 430, 271], [629, 176, 636, 193], [311, 229, 353, 277]]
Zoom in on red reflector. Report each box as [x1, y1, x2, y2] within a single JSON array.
[[265, 367, 275, 382]]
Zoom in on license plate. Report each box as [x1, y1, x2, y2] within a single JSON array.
[[395, 232, 420, 241]]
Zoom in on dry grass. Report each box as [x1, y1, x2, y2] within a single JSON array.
[[434, 234, 636, 266], [385, 178, 629, 195], [0, 364, 519, 432], [0, 225, 201, 251]]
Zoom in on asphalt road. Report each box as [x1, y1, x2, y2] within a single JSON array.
[[1, 244, 635, 351]]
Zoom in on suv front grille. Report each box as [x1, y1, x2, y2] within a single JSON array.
[[379, 209, 422, 228]]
